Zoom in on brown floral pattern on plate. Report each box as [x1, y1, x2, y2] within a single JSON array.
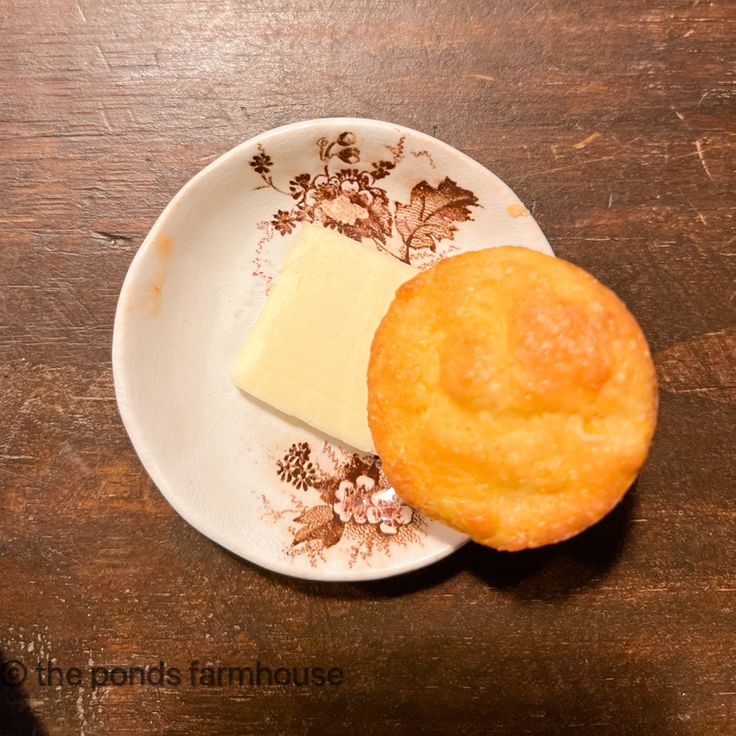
[[261, 442, 426, 568], [250, 130, 481, 267], [251, 129, 479, 567]]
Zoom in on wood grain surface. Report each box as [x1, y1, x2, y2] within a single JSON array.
[[1, 0, 735, 734]]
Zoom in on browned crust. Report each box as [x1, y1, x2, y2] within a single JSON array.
[[367, 247, 658, 551]]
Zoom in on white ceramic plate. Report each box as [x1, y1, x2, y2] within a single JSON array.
[[113, 118, 552, 581]]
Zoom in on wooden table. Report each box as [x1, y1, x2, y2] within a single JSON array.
[[2, 1, 734, 733]]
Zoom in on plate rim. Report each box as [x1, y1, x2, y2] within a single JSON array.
[[112, 116, 550, 582]]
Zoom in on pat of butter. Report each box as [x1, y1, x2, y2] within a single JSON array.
[[233, 224, 417, 453]]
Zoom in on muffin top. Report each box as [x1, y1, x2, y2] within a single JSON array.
[[367, 246, 658, 550]]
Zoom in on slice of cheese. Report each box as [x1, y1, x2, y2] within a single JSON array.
[[233, 224, 417, 453]]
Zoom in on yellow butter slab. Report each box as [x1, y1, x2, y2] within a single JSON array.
[[233, 224, 417, 453]]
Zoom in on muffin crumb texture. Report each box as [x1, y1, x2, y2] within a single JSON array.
[[367, 246, 658, 550]]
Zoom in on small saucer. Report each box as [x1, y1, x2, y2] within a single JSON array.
[[112, 118, 552, 581]]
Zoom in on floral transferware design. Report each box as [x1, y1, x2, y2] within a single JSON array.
[[251, 128, 480, 567], [261, 443, 425, 567], [250, 130, 481, 266]]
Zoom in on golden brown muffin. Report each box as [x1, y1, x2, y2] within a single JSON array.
[[367, 247, 658, 550]]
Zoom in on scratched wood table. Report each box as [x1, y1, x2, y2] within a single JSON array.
[[1, 1, 735, 734]]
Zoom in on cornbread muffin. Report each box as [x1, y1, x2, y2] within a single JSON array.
[[367, 247, 658, 550]]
